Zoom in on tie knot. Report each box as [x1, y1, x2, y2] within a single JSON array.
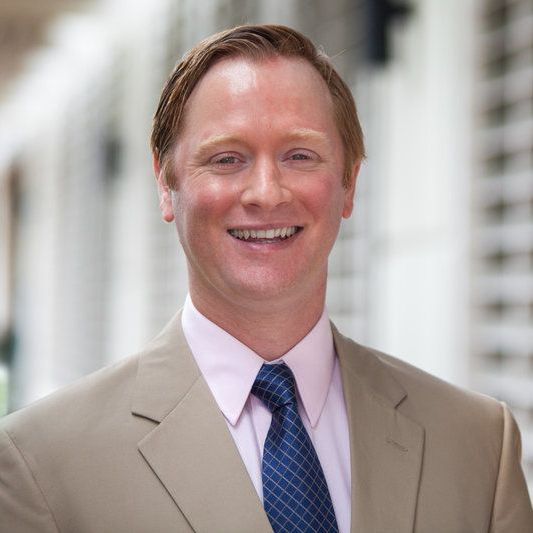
[[251, 363, 298, 413]]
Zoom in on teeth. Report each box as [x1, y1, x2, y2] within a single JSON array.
[[229, 226, 299, 241]]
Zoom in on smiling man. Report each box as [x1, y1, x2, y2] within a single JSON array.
[[1, 24, 532, 533]]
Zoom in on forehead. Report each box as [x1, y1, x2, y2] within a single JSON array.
[[198, 54, 329, 95], [180, 55, 338, 138]]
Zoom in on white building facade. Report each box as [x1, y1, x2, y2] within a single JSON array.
[[0, 0, 531, 489]]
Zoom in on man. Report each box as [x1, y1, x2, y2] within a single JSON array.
[[0, 24, 531, 533]]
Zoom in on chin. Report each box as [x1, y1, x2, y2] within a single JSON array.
[[224, 269, 311, 303], [230, 281, 293, 301]]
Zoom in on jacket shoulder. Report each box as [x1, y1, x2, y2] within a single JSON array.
[[1, 353, 141, 439], [333, 328, 503, 429]]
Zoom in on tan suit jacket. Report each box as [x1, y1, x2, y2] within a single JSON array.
[[1, 313, 532, 532]]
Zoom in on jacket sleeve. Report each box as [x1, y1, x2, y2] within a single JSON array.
[[489, 402, 533, 533], [0, 428, 59, 533]]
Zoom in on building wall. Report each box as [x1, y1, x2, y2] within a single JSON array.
[[471, 0, 533, 487]]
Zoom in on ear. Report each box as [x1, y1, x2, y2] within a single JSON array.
[[342, 161, 361, 219], [153, 154, 175, 223]]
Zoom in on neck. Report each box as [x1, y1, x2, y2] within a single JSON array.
[[189, 285, 326, 361]]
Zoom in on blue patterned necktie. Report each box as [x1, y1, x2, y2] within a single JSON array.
[[251, 363, 339, 533]]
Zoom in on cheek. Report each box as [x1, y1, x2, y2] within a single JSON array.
[[173, 180, 236, 232], [303, 178, 346, 220]]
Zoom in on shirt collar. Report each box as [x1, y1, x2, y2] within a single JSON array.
[[181, 294, 336, 428]]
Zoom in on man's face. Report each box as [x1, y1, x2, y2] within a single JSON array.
[[158, 56, 357, 309]]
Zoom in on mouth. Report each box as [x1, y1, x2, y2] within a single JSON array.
[[228, 226, 302, 243]]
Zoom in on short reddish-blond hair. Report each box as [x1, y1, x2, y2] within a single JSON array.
[[151, 24, 365, 188]]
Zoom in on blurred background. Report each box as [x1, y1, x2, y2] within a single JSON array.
[[0, 0, 532, 493]]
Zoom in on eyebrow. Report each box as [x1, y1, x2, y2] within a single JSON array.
[[193, 135, 243, 161], [283, 128, 330, 145], [193, 128, 331, 161]]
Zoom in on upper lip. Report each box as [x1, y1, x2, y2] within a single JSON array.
[[227, 224, 302, 230]]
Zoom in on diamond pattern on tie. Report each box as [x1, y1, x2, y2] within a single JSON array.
[[252, 363, 339, 533]]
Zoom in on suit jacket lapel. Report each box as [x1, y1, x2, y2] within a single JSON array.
[[131, 313, 272, 533], [333, 326, 424, 533]]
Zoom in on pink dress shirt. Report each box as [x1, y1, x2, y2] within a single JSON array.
[[181, 295, 351, 533]]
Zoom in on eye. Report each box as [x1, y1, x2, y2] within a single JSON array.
[[289, 152, 312, 161], [210, 152, 243, 166], [285, 149, 318, 164], [216, 155, 239, 164]]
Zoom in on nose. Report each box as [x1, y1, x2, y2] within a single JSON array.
[[240, 157, 292, 209]]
